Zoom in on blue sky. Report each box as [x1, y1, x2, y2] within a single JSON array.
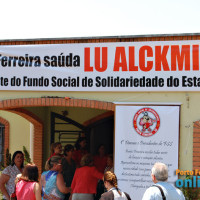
[[1, 0, 200, 40]]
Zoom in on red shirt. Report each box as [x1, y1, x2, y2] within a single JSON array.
[[71, 166, 103, 194], [48, 153, 63, 160], [94, 155, 107, 173], [72, 149, 88, 167]]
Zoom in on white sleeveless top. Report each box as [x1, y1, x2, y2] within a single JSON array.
[[109, 187, 128, 200]]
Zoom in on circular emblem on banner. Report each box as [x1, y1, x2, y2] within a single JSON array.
[[133, 108, 160, 137]]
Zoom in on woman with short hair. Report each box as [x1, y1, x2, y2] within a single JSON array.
[[16, 163, 41, 200], [100, 171, 131, 200], [49, 142, 63, 159], [71, 154, 103, 200], [41, 156, 71, 200]]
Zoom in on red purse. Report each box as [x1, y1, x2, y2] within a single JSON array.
[[10, 178, 19, 200], [10, 192, 17, 200]]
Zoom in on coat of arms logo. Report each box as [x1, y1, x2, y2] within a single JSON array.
[[133, 108, 160, 137]]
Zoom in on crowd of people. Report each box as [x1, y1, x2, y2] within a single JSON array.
[[0, 137, 186, 200], [0, 137, 121, 200]]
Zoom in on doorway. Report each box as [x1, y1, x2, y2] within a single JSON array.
[[50, 111, 114, 155]]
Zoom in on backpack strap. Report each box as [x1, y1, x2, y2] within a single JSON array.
[[152, 185, 166, 200], [124, 192, 131, 200]]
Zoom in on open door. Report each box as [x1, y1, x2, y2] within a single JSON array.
[[51, 112, 85, 146], [51, 112, 114, 155], [86, 116, 114, 155]]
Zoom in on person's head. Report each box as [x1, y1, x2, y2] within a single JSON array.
[[21, 163, 39, 182], [11, 151, 24, 169], [97, 144, 106, 156], [151, 162, 168, 183], [50, 142, 62, 155], [46, 156, 62, 172], [64, 144, 74, 157], [80, 154, 93, 167], [75, 137, 86, 150], [107, 154, 113, 167], [103, 171, 118, 189]]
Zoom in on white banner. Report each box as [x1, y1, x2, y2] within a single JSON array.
[[0, 40, 200, 91], [114, 105, 180, 199]]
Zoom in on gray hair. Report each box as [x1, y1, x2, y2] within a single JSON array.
[[151, 162, 168, 182], [45, 156, 62, 170], [80, 154, 94, 167]]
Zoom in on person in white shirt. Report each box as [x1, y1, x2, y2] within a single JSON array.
[[142, 162, 185, 200], [100, 171, 131, 200]]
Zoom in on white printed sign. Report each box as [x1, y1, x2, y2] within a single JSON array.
[[114, 105, 180, 199], [0, 40, 200, 91]]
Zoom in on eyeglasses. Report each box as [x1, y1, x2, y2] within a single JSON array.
[[57, 163, 62, 166]]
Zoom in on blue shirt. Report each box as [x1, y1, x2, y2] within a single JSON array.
[[41, 170, 65, 200], [142, 182, 185, 200]]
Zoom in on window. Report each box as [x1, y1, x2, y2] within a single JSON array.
[[0, 123, 4, 165]]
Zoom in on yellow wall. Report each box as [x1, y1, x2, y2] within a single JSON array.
[[0, 91, 196, 171], [0, 110, 30, 157]]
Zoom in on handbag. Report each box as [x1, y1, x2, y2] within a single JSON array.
[[10, 192, 17, 200], [10, 179, 18, 200], [10, 174, 23, 199]]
